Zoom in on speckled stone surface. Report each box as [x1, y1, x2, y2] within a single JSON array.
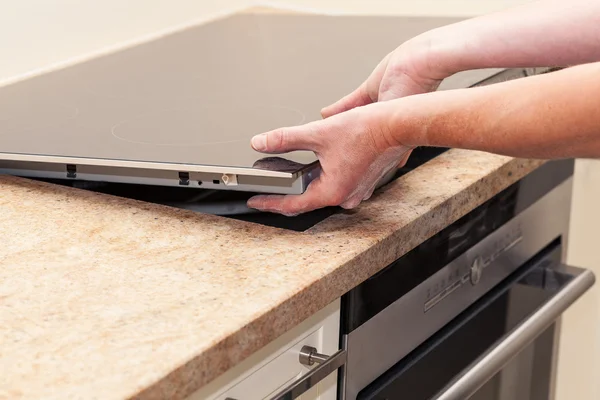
[[0, 149, 544, 399]]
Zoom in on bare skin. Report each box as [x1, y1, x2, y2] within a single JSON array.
[[248, 0, 600, 216]]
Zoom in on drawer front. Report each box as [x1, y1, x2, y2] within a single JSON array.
[[225, 329, 322, 400], [189, 300, 340, 400]]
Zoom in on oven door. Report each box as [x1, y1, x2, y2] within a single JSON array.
[[356, 243, 594, 400]]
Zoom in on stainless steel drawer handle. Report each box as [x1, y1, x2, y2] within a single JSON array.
[[268, 346, 347, 400], [432, 266, 595, 400], [299, 345, 329, 366]]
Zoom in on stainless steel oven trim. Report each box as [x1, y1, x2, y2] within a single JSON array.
[[432, 264, 595, 400], [342, 177, 574, 400]]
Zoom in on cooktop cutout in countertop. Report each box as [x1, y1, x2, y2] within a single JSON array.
[[0, 14, 499, 174]]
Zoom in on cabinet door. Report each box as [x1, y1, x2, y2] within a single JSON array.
[[189, 299, 340, 400]]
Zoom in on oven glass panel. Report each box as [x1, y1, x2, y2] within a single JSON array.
[[357, 243, 568, 400]]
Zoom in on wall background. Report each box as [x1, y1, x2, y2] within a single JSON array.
[[1, 1, 598, 398]]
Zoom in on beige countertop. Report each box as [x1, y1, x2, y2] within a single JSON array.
[[0, 147, 543, 399]]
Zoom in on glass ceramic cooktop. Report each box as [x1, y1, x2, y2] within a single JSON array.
[[0, 14, 478, 175]]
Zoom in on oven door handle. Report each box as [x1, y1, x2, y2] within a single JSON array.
[[432, 265, 595, 400]]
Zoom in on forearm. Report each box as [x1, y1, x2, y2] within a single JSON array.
[[410, 0, 600, 78], [394, 63, 600, 159]]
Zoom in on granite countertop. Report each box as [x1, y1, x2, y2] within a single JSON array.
[[0, 147, 544, 399]]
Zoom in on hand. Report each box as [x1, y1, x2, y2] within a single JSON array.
[[321, 36, 450, 118], [316, 38, 449, 178], [247, 36, 453, 215], [247, 101, 412, 216]]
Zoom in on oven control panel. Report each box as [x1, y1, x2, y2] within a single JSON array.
[[424, 221, 523, 312]]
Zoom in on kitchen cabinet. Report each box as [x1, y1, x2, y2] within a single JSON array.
[[189, 299, 340, 400]]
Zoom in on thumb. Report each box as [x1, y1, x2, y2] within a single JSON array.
[[251, 124, 320, 154]]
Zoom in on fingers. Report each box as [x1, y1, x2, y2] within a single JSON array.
[[251, 122, 321, 154], [247, 178, 338, 216], [321, 82, 373, 119], [343, 149, 412, 208], [321, 53, 392, 118]]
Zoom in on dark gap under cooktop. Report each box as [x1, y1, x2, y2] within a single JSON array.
[[36, 147, 448, 231]]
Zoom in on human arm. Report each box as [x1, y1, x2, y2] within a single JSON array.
[[321, 0, 600, 116], [393, 62, 600, 159]]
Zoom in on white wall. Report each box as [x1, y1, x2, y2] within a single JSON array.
[[262, 0, 528, 15], [0, 0, 529, 84], [560, 159, 600, 400], [2, 1, 599, 398], [0, 0, 249, 83]]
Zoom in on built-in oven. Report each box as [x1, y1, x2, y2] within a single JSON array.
[[338, 159, 595, 400]]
